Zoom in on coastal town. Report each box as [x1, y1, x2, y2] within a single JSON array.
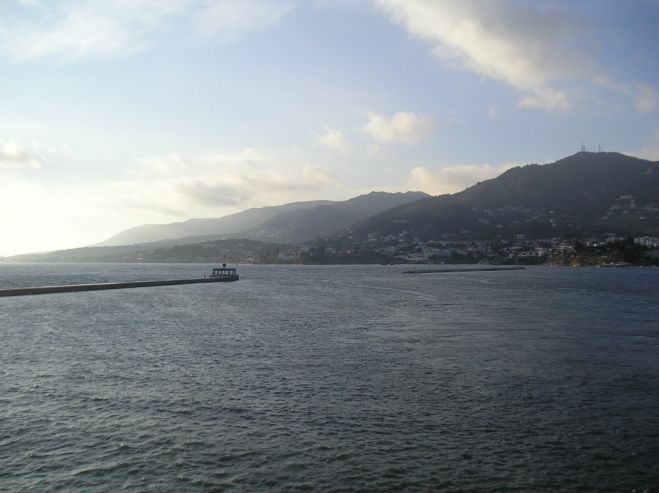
[[249, 233, 659, 267]]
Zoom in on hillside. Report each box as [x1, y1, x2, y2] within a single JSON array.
[[97, 200, 332, 246], [240, 191, 429, 243], [11, 191, 428, 262], [11, 239, 287, 264], [350, 152, 659, 240], [12, 152, 658, 263], [98, 191, 428, 247]]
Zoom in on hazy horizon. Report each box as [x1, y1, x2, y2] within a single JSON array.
[[2, 0, 658, 256]]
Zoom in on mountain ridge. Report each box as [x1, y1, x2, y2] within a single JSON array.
[[348, 152, 659, 240], [96, 199, 333, 246], [10, 151, 659, 263], [238, 191, 429, 243], [97, 191, 429, 247]]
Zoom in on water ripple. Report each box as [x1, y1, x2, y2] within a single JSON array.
[[1, 264, 658, 491]]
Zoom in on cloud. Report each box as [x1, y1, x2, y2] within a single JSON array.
[[634, 83, 659, 113], [137, 152, 189, 175], [178, 165, 341, 207], [630, 130, 659, 161], [303, 166, 341, 187], [373, 0, 594, 111], [0, 0, 294, 60], [406, 162, 517, 195], [167, 181, 245, 208], [136, 148, 270, 176], [194, 0, 293, 41], [0, 1, 173, 60], [595, 77, 659, 114], [0, 138, 41, 170], [518, 89, 570, 112], [362, 111, 436, 145], [315, 127, 349, 151], [0, 141, 348, 255], [90, 181, 190, 217], [132, 147, 342, 211]]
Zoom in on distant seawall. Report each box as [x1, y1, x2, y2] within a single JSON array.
[[0, 276, 239, 298], [404, 267, 525, 274]]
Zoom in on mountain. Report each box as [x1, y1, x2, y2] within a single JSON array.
[[13, 153, 657, 263], [349, 152, 659, 240], [240, 191, 429, 243], [98, 191, 428, 247], [10, 239, 288, 264], [13, 191, 429, 263], [96, 200, 332, 246]]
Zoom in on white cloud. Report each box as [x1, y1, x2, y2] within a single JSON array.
[[406, 162, 517, 195], [1, 1, 172, 60], [363, 111, 436, 145], [518, 89, 570, 112], [634, 83, 659, 113], [0, 0, 294, 60], [0, 146, 346, 255], [594, 77, 659, 114], [136, 148, 270, 176], [0, 138, 41, 170], [133, 147, 343, 211], [194, 0, 293, 41], [315, 127, 349, 151], [373, 0, 594, 111], [302, 166, 340, 187], [176, 165, 341, 207], [137, 152, 189, 175]]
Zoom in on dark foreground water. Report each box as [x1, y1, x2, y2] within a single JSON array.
[[1, 264, 658, 492]]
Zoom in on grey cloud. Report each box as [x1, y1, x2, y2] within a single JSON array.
[[374, 0, 594, 111]]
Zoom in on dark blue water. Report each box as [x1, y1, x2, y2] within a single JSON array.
[[1, 264, 658, 491]]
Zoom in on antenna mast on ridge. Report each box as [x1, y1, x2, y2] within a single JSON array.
[[581, 142, 586, 152]]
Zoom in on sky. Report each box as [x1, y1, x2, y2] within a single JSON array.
[[1, 0, 658, 256]]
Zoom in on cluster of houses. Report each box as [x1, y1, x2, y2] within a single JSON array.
[[261, 233, 658, 265], [635, 236, 659, 248], [366, 235, 573, 263], [602, 195, 659, 222]]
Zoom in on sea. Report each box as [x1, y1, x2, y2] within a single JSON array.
[[1, 263, 658, 492]]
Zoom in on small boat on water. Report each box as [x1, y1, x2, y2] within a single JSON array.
[[210, 263, 240, 281]]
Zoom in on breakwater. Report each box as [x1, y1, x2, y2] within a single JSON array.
[[404, 266, 525, 274], [0, 275, 239, 298]]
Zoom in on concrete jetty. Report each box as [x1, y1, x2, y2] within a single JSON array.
[[0, 275, 239, 298], [404, 266, 525, 274]]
